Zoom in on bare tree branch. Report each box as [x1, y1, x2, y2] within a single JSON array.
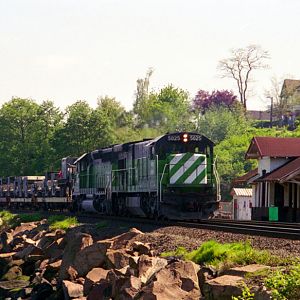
[[218, 45, 270, 109]]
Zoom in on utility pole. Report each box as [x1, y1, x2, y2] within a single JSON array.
[[267, 96, 273, 128]]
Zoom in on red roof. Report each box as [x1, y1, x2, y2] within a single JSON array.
[[246, 137, 300, 159], [233, 168, 258, 184], [256, 157, 300, 183]]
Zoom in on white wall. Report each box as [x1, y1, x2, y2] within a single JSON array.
[[258, 157, 289, 174], [234, 196, 254, 220]]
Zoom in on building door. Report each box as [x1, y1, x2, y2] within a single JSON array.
[[274, 183, 284, 207]]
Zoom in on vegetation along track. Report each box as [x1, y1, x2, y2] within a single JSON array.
[[5, 209, 300, 240]]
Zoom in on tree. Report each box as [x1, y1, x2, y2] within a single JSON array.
[[145, 85, 193, 132], [0, 98, 63, 175], [193, 89, 238, 113], [196, 105, 248, 144], [218, 45, 270, 109], [52, 101, 93, 157], [133, 68, 153, 127]]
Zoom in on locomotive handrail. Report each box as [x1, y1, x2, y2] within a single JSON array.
[[159, 163, 169, 203], [213, 156, 221, 201]]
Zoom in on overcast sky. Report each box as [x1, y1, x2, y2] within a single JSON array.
[[0, 0, 299, 111]]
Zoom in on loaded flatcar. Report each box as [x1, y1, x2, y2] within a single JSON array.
[[74, 132, 220, 220], [0, 157, 77, 210]]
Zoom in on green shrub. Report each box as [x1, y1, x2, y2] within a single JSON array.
[[265, 264, 300, 300], [48, 215, 78, 230], [0, 210, 16, 227]]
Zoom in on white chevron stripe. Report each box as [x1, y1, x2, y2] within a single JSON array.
[[169, 154, 184, 170], [170, 156, 196, 184], [184, 162, 206, 184]]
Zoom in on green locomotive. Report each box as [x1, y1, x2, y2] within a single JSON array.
[[73, 132, 220, 220]]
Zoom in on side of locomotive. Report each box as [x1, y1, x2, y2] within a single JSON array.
[[74, 132, 220, 220]]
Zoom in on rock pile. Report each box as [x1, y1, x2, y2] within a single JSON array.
[[0, 220, 272, 299]]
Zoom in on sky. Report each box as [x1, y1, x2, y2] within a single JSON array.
[[0, 0, 299, 111]]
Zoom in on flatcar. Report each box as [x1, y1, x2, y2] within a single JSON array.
[[0, 157, 76, 210], [73, 132, 220, 220]]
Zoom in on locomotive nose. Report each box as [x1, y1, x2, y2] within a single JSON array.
[[169, 153, 207, 185]]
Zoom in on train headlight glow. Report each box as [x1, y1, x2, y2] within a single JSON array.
[[182, 133, 189, 143]]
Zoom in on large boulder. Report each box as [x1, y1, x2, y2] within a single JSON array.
[[131, 241, 152, 256], [119, 275, 141, 299], [106, 249, 132, 269], [202, 274, 245, 300], [13, 244, 44, 261], [72, 240, 111, 277], [138, 255, 168, 284], [139, 260, 201, 300], [59, 232, 93, 280], [139, 261, 201, 300], [109, 228, 143, 250], [83, 267, 109, 295], [13, 222, 38, 237], [224, 264, 270, 277], [37, 230, 65, 248], [62, 280, 84, 299]]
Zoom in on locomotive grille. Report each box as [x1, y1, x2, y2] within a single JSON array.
[[169, 153, 207, 185]]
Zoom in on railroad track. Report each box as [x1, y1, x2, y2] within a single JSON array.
[[3, 209, 300, 240]]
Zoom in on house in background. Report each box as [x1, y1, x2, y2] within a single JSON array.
[[276, 79, 300, 129], [280, 79, 300, 106], [244, 136, 300, 222]]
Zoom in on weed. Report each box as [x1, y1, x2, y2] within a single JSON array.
[[48, 215, 78, 230], [265, 264, 300, 300], [161, 246, 188, 258], [232, 283, 254, 300]]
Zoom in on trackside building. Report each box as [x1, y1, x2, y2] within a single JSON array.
[[243, 137, 300, 222]]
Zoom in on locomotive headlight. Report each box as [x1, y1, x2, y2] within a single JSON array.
[[182, 133, 189, 143]]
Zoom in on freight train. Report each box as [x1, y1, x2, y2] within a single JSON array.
[[0, 132, 220, 220]]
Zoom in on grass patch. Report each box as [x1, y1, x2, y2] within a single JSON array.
[[0, 210, 43, 229], [17, 213, 42, 223], [95, 221, 108, 229], [48, 215, 78, 230], [161, 240, 286, 271]]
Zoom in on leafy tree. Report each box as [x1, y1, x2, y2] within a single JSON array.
[[145, 85, 193, 132], [193, 89, 239, 113], [0, 98, 62, 175], [218, 44, 270, 109], [215, 134, 256, 184], [52, 101, 93, 157], [196, 105, 248, 144]]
